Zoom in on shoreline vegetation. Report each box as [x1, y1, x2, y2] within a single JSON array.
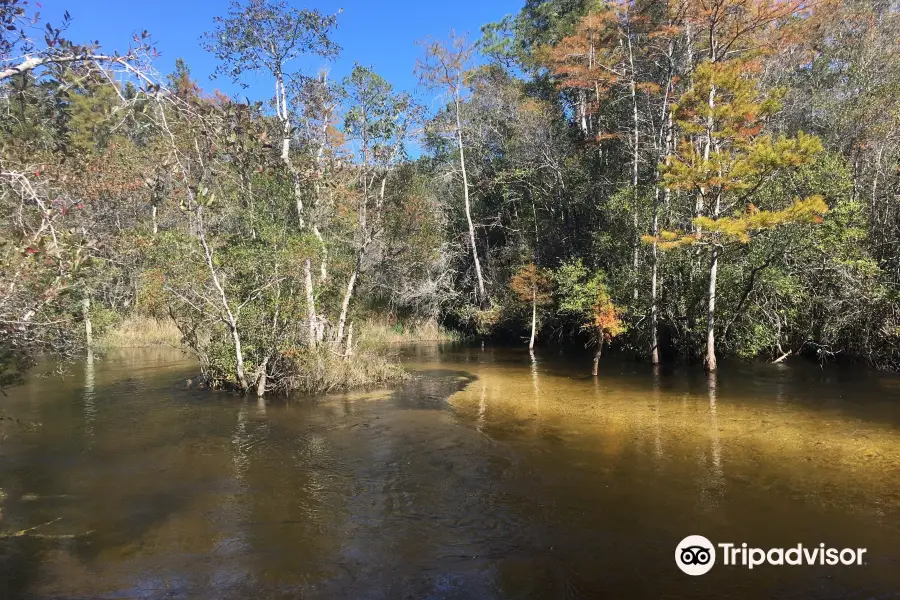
[[3, 1, 900, 395], [95, 314, 460, 395], [96, 314, 460, 350]]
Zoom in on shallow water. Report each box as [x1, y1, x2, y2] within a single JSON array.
[[1, 344, 899, 599]]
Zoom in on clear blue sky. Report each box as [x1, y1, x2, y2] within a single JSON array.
[[37, 0, 524, 101]]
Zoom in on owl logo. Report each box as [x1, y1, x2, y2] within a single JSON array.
[[675, 535, 716, 575]]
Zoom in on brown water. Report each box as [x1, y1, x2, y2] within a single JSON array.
[[1, 344, 900, 599]]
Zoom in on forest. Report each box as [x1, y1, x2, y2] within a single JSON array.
[[1, 0, 899, 395]]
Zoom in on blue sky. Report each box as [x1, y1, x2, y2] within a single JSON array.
[[38, 0, 523, 102]]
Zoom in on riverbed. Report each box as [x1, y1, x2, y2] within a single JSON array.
[[1, 344, 899, 598]]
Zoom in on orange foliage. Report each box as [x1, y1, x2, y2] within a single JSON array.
[[510, 263, 553, 305]]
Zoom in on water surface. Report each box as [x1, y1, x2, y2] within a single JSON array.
[[1, 345, 899, 599]]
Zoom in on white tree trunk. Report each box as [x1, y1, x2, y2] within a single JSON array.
[[650, 195, 660, 365], [82, 297, 92, 350], [303, 258, 317, 348], [592, 336, 605, 376], [313, 223, 327, 282], [529, 291, 537, 350], [454, 95, 487, 305], [275, 71, 306, 229], [197, 206, 248, 392], [706, 246, 719, 372], [344, 322, 354, 359], [255, 356, 269, 397], [652, 102, 673, 366], [335, 264, 358, 346], [626, 26, 640, 302]]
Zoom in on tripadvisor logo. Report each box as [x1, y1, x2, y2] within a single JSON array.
[[676, 535, 716, 575], [675, 535, 867, 576]]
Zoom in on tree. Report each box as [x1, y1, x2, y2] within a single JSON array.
[[0, 0, 155, 82], [587, 281, 626, 375], [554, 259, 625, 374], [652, 60, 826, 370], [0, 2, 161, 389], [203, 0, 340, 348], [510, 263, 553, 349], [416, 32, 489, 307], [336, 64, 418, 348]]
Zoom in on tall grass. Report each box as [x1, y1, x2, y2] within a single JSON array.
[[275, 345, 407, 395], [356, 316, 461, 346], [96, 315, 183, 349]]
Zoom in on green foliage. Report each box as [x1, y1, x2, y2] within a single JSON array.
[[552, 259, 625, 341]]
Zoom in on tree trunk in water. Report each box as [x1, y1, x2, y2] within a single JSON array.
[[228, 324, 249, 393], [196, 205, 248, 393], [650, 198, 660, 365], [335, 265, 358, 346], [255, 356, 268, 397], [705, 247, 719, 372], [652, 101, 673, 366], [454, 96, 486, 305], [592, 336, 605, 376], [82, 297, 92, 350], [528, 291, 537, 350], [304, 259, 317, 348]]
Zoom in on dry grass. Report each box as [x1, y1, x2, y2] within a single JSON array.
[[96, 315, 183, 349], [357, 316, 461, 346], [281, 346, 408, 395]]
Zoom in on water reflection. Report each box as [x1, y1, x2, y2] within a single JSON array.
[[700, 371, 725, 510], [477, 381, 487, 433], [652, 365, 662, 462], [82, 351, 96, 442]]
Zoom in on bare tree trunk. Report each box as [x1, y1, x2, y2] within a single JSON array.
[[650, 193, 660, 365], [703, 57, 721, 372], [151, 204, 158, 237], [229, 328, 248, 391], [626, 25, 640, 302], [454, 95, 487, 305], [592, 336, 605, 376], [275, 70, 306, 229], [255, 356, 269, 397], [335, 262, 358, 346], [82, 297, 92, 350], [529, 290, 537, 350], [313, 219, 327, 282], [343, 322, 354, 359], [652, 101, 673, 366], [304, 258, 317, 348], [579, 89, 588, 135], [706, 246, 719, 372], [197, 206, 248, 392]]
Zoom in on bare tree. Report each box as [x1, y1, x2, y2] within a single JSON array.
[[416, 32, 488, 306]]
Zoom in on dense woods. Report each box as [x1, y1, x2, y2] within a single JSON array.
[[2, 0, 899, 393]]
